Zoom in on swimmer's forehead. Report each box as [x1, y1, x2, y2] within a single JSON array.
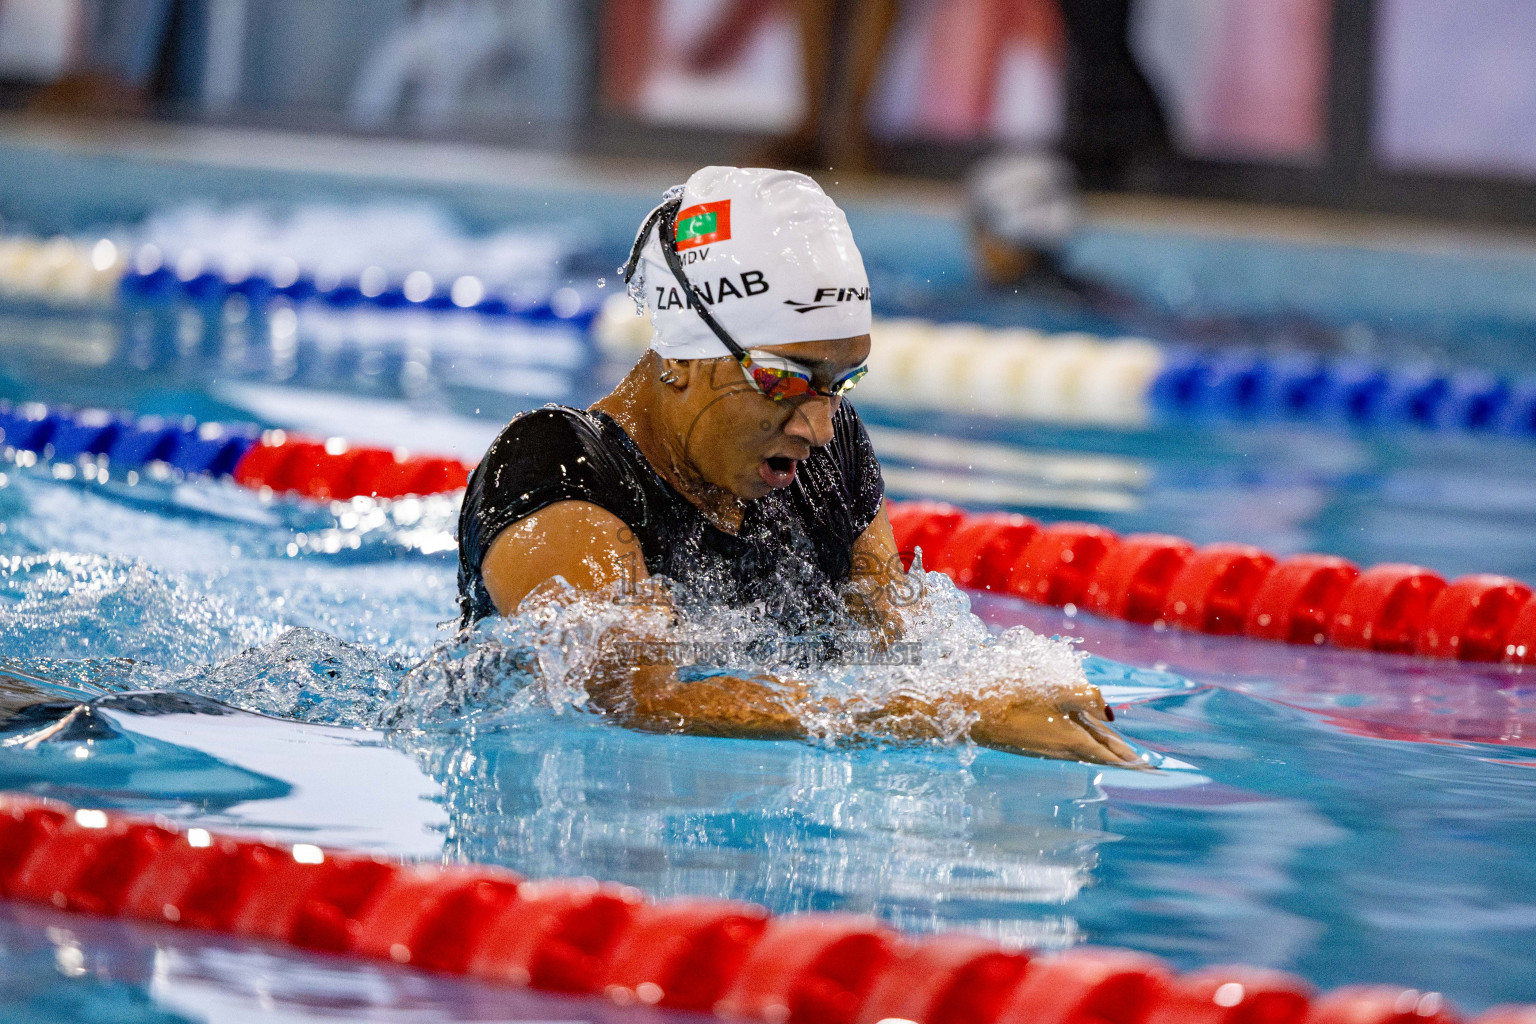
[[755, 334, 871, 371]]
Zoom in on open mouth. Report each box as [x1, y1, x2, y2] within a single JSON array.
[[759, 456, 798, 488]]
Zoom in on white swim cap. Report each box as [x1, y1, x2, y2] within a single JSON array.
[[626, 166, 872, 360], [968, 153, 1082, 248]]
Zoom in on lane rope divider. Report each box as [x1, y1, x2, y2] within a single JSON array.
[[4, 400, 1533, 663], [0, 229, 600, 328], [1, 793, 1528, 1024], [597, 295, 1536, 439], [894, 502, 1536, 666], [4, 234, 1532, 439]]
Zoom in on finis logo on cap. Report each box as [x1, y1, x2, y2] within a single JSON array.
[[782, 285, 870, 312], [675, 200, 731, 251]]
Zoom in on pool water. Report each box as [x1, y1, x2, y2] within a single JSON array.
[[0, 365, 1534, 1022], [2, 143, 1536, 1020]]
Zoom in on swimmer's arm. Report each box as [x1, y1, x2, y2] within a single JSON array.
[[598, 636, 1133, 762], [602, 663, 808, 741], [610, 664, 1135, 763], [480, 501, 807, 737], [482, 502, 1135, 763], [844, 501, 910, 643], [597, 635, 1134, 762], [844, 504, 1135, 763], [480, 500, 648, 615]]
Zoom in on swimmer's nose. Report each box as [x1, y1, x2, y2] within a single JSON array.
[[782, 395, 837, 447]]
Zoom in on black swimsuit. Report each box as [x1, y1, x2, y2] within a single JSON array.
[[456, 404, 885, 631]]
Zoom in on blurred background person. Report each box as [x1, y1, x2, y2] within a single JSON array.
[[675, 0, 901, 173], [1057, 0, 1170, 184], [606, 0, 1168, 183], [962, 147, 1352, 356], [967, 149, 1082, 289]]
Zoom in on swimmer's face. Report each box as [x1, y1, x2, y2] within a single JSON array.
[[669, 334, 872, 500], [973, 224, 1046, 288]]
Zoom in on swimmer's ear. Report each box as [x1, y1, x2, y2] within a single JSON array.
[[661, 358, 691, 388]]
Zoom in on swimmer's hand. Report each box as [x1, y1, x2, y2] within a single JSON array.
[[598, 648, 1141, 765], [590, 623, 1140, 765], [969, 682, 1141, 767]]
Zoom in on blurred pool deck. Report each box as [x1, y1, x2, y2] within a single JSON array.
[[4, 112, 1536, 375], [8, 112, 1536, 248]]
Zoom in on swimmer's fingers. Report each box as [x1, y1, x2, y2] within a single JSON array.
[[972, 699, 1138, 766], [1053, 682, 1117, 723], [1031, 711, 1136, 766], [1065, 708, 1142, 767]]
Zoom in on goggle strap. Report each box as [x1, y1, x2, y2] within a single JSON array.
[[620, 196, 679, 287]]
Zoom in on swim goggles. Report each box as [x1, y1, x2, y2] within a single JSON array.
[[621, 196, 868, 403], [738, 350, 867, 401]]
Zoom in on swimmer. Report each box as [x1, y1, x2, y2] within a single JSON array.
[[457, 166, 1136, 765], [967, 151, 1088, 292]]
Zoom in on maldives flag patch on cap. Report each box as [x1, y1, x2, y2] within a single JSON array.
[[674, 200, 731, 250]]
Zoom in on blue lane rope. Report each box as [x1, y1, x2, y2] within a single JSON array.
[[1148, 348, 1536, 437], [0, 403, 259, 479], [117, 264, 602, 328]]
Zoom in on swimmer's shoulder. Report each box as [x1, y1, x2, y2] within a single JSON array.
[[485, 404, 604, 457], [469, 404, 645, 523], [474, 405, 621, 482]]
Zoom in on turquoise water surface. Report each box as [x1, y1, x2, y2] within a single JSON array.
[[0, 374, 1533, 1022], [1, 145, 1535, 1021]]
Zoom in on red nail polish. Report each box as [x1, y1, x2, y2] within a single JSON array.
[[1104, 705, 1115, 721]]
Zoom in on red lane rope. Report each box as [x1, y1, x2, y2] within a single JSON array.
[[232, 431, 469, 501], [227, 432, 1536, 664], [889, 502, 1536, 666], [2, 793, 1527, 1024]]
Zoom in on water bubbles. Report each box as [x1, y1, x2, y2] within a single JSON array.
[[0, 552, 281, 673], [270, 255, 301, 288], [313, 265, 342, 293], [596, 277, 606, 289], [132, 244, 162, 275], [269, 304, 298, 340], [377, 569, 1087, 751], [358, 265, 389, 298], [53, 940, 86, 978], [176, 626, 401, 727], [174, 249, 205, 282], [221, 250, 253, 284], [625, 262, 648, 316], [450, 274, 484, 308]]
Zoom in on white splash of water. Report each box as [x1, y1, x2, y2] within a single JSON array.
[[381, 568, 1089, 752]]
